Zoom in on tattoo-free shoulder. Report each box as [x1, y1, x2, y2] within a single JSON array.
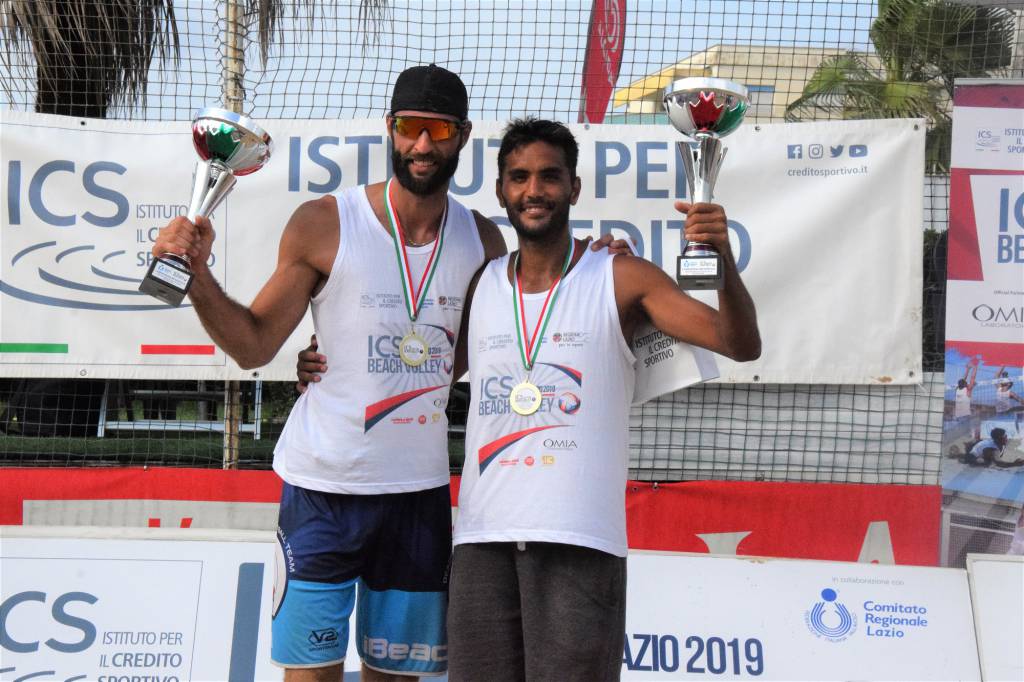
[[281, 195, 340, 277], [611, 250, 667, 296], [288, 195, 339, 236]]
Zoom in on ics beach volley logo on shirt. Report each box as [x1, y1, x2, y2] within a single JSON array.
[[804, 588, 857, 642]]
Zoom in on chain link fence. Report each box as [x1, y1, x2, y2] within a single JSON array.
[[1, 0, 1020, 482]]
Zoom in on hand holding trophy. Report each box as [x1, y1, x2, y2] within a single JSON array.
[[663, 77, 747, 290], [139, 107, 273, 306]]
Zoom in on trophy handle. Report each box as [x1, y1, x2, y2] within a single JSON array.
[[676, 136, 728, 291], [678, 137, 726, 206], [187, 159, 238, 222]]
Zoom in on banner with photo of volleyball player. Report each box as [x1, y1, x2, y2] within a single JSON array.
[[940, 81, 1024, 511], [940, 80, 1024, 567], [1, 112, 923, 384]]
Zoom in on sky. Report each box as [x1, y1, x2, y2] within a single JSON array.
[[0, 0, 880, 122]]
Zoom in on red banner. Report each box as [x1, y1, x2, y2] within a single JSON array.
[[624, 480, 941, 566], [0, 467, 282, 526], [1, 469, 939, 565], [578, 0, 627, 123]]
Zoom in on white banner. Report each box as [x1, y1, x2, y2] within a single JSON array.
[[0, 528, 281, 682], [625, 551, 980, 681], [1, 530, 984, 681], [967, 553, 1024, 682], [1, 112, 924, 383]]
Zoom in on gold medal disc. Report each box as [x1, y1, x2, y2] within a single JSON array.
[[398, 332, 429, 367], [509, 381, 543, 416]]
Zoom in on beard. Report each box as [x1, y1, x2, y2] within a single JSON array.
[[502, 194, 573, 245], [391, 148, 460, 196]]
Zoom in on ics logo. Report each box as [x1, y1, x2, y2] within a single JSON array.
[[805, 588, 857, 642], [557, 392, 581, 415], [975, 128, 1000, 151]]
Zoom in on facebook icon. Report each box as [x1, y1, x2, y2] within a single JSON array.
[[787, 144, 803, 159]]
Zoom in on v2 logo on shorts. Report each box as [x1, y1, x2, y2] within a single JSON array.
[[308, 628, 340, 649]]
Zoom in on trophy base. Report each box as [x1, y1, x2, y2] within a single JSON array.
[[677, 253, 723, 290], [139, 255, 193, 306]]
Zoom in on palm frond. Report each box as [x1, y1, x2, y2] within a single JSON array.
[[244, 0, 389, 63], [1, 0, 179, 117], [357, 0, 390, 51]]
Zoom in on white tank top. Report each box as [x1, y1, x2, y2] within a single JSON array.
[[453, 247, 636, 556], [273, 186, 484, 494], [996, 385, 1012, 413], [954, 387, 971, 418]]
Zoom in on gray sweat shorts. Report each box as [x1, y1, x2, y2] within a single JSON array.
[[447, 541, 627, 682]]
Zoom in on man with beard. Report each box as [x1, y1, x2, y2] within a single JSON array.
[[443, 118, 761, 681], [152, 64, 507, 681], [298, 118, 760, 679]]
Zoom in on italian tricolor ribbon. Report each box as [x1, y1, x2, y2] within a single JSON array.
[[512, 238, 575, 371], [384, 178, 448, 322]]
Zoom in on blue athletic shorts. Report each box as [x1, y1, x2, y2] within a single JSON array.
[[271, 482, 451, 675]]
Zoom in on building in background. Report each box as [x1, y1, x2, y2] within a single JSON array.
[[609, 44, 877, 124]]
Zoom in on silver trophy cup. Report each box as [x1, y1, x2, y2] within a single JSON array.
[[139, 107, 273, 306], [663, 77, 748, 290]]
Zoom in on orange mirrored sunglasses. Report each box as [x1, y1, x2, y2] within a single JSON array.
[[392, 115, 464, 141]]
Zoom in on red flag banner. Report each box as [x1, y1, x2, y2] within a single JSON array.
[[624, 480, 941, 566], [578, 0, 627, 123], [2, 470, 939, 567]]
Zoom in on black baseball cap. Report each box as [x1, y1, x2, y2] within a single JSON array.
[[390, 64, 468, 121]]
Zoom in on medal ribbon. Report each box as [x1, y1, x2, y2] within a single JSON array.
[[512, 238, 574, 371], [384, 178, 448, 322]]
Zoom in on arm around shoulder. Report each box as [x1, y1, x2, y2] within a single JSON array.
[[473, 210, 508, 261]]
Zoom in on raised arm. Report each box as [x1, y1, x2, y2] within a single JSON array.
[[152, 196, 337, 369], [615, 201, 761, 362]]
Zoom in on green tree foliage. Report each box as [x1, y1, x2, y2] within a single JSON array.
[[1, 0, 388, 118], [785, 0, 1015, 173]]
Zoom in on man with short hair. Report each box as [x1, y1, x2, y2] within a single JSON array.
[[994, 368, 1023, 415], [445, 118, 761, 681], [295, 117, 759, 680], [154, 64, 506, 681], [964, 428, 1019, 467], [953, 358, 978, 420]]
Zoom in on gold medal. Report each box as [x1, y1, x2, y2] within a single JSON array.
[[509, 381, 543, 416], [398, 331, 429, 367]]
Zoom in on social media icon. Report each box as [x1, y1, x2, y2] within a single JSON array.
[[830, 145, 844, 157], [787, 144, 802, 159], [850, 144, 868, 157], [809, 144, 823, 159]]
